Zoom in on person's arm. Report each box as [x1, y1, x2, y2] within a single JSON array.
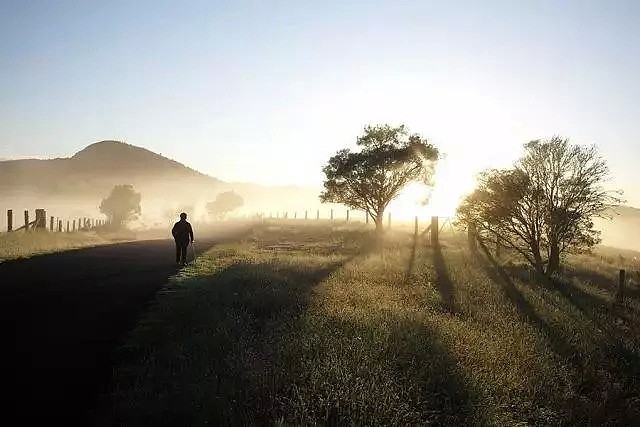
[[171, 223, 178, 239], [188, 223, 194, 242]]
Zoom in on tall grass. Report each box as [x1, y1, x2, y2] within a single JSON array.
[[98, 223, 640, 425], [0, 230, 120, 261]]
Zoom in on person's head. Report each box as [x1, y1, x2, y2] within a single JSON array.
[[180, 212, 187, 220]]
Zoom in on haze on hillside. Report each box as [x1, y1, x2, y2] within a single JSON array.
[[1, 1, 639, 248]]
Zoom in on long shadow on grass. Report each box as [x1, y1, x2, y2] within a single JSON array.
[[432, 243, 457, 314], [101, 241, 376, 426], [311, 315, 473, 425], [479, 246, 640, 423], [404, 232, 419, 282], [476, 240, 577, 362]]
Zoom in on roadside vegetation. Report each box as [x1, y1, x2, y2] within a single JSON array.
[[100, 222, 640, 425], [0, 229, 134, 261]]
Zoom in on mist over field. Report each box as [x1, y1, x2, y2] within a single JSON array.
[[0, 141, 341, 231], [1, 139, 639, 251]]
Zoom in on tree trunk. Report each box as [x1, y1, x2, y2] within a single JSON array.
[[530, 241, 546, 279], [548, 241, 560, 275], [374, 214, 384, 234]]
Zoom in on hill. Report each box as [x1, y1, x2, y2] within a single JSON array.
[[0, 141, 325, 227], [0, 141, 221, 198]]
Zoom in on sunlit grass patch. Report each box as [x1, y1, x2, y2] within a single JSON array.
[[0, 230, 112, 261], [101, 223, 640, 425]]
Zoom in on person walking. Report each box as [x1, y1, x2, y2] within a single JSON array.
[[172, 212, 194, 265]]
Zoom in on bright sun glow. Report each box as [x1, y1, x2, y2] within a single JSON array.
[[388, 155, 483, 220]]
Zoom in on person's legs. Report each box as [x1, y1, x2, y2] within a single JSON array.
[[175, 240, 181, 263], [180, 241, 189, 264]]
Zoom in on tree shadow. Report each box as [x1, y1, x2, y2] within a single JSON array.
[[314, 316, 474, 425], [99, 240, 375, 425], [478, 243, 640, 423], [475, 240, 577, 361]]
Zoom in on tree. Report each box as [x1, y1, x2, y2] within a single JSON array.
[[457, 137, 622, 276], [320, 124, 439, 233], [207, 191, 243, 220], [99, 184, 141, 228]]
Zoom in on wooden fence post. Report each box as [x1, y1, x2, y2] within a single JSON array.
[[50, 216, 54, 231], [7, 209, 12, 232], [58, 220, 62, 232], [346, 210, 350, 221], [388, 212, 391, 229], [72, 219, 76, 231], [330, 209, 334, 221], [294, 212, 297, 219], [24, 210, 29, 231], [431, 216, 438, 246], [414, 216, 418, 236], [468, 223, 477, 253], [617, 269, 626, 303], [305, 210, 308, 220], [35, 209, 46, 229], [366, 212, 369, 225], [316, 209, 319, 220], [66, 221, 70, 232]]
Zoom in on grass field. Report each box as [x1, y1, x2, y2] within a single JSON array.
[[0, 229, 135, 261], [99, 222, 640, 425]]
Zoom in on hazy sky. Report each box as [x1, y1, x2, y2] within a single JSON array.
[[1, 0, 639, 212]]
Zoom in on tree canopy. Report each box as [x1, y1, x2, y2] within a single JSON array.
[[99, 184, 141, 228], [207, 191, 244, 220], [320, 124, 439, 232], [457, 136, 622, 276]]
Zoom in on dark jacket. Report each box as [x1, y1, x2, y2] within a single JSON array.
[[172, 219, 194, 242]]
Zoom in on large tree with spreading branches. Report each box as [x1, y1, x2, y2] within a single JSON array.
[[320, 124, 439, 233], [457, 136, 622, 276]]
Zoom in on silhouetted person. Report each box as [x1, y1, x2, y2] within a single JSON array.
[[172, 212, 194, 265]]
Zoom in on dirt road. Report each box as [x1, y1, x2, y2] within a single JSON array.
[[0, 226, 253, 424]]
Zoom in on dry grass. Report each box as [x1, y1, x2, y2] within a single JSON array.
[[0, 229, 135, 261], [99, 222, 640, 425]]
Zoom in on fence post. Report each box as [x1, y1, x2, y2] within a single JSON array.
[[468, 223, 477, 253], [330, 209, 334, 221], [35, 209, 46, 229], [431, 216, 438, 246], [414, 216, 418, 236], [58, 220, 62, 232], [346, 210, 349, 221], [72, 219, 76, 231], [24, 210, 29, 231], [316, 209, 319, 220], [305, 210, 308, 220], [7, 209, 12, 232], [388, 212, 391, 229], [66, 221, 70, 232], [617, 269, 626, 303], [366, 212, 369, 225], [294, 212, 297, 219]]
